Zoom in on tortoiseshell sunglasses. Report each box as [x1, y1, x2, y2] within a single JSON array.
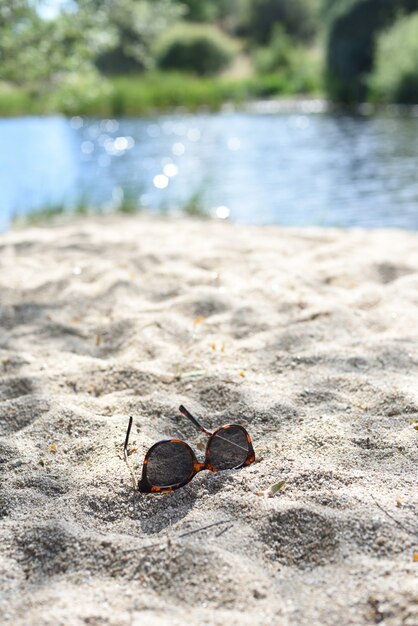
[[124, 405, 255, 493]]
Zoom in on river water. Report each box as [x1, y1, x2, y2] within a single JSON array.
[[1, 110, 418, 231]]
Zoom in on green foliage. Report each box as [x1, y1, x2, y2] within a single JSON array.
[[0, 84, 32, 116], [0, 0, 325, 114], [324, 0, 418, 103], [12, 189, 144, 227], [109, 72, 233, 113], [40, 73, 113, 116], [254, 26, 323, 94], [181, 0, 251, 33], [89, 0, 184, 73], [183, 188, 210, 218], [155, 23, 237, 75], [249, 0, 318, 43], [109, 71, 321, 112], [0, 70, 322, 117], [370, 13, 418, 104], [0, 1, 111, 86], [13, 204, 67, 227], [181, 0, 221, 21], [0, 1, 183, 84], [217, 0, 252, 34], [254, 25, 294, 73]]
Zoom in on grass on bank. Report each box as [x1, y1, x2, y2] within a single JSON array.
[[0, 68, 323, 118], [12, 187, 211, 229]]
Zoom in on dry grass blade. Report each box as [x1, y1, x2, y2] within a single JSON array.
[[269, 480, 286, 497]]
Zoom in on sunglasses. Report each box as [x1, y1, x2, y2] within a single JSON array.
[[124, 405, 255, 493]]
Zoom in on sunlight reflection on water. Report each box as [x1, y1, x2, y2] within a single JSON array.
[[1, 111, 418, 231]]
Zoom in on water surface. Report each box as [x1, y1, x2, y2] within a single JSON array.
[[1, 111, 418, 231]]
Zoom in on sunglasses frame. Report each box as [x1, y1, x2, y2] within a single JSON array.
[[124, 405, 255, 494]]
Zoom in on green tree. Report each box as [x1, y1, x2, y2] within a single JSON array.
[[155, 22, 236, 75], [370, 12, 418, 103], [0, 0, 185, 84], [217, 0, 252, 34], [79, 0, 185, 73], [180, 0, 250, 31], [324, 0, 418, 103], [248, 0, 318, 43], [0, 0, 111, 85], [180, 0, 221, 21]]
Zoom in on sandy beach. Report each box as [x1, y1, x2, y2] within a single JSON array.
[[0, 215, 417, 626]]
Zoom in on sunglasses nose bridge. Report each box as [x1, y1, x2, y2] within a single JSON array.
[[194, 461, 207, 473]]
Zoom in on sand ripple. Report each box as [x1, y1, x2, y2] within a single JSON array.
[[0, 216, 417, 626]]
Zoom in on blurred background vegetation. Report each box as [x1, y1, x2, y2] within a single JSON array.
[[1, 0, 418, 115]]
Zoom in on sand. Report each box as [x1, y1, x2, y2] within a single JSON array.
[[0, 215, 417, 626]]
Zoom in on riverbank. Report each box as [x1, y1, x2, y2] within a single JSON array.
[[0, 215, 417, 626], [0, 71, 322, 118]]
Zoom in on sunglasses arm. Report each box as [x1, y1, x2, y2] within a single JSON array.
[[178, 405, 212, 436], [123, 416, 138, 490]]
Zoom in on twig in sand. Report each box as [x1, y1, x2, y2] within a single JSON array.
[[215, 524, 234, 537], [121, 520, 235, 554], [124, 416, 137, 492], [370, 494, 417, 537], [178, 519, 234, 538]]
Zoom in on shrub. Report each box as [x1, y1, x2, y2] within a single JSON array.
[[181, 0, 251, 35], [154, 23, 236, 75], [369, 13, 418, 104], [0, 84, 32, 116], [41, 73, 112, 116], [254, 26, 323, 94], [249, 0, 318, 44], [254, 25, 294, 74], [180, 0, 221, 21]]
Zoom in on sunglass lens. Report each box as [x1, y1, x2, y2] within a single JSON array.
[[146, 441, 194, 488], [208, 426, 249, 470]]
